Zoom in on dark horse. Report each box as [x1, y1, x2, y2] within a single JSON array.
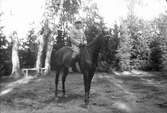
[[53, 34, 109, 105]]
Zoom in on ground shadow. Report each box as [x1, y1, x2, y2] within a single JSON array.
[[57, 93, 83, 103]]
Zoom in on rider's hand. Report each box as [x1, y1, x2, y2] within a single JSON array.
[[78, 43, 85, 48]]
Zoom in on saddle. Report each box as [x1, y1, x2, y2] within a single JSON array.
[[79, 46, 92, 66]]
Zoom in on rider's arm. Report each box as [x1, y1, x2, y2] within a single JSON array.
[[69, 29, 80, 46], [83, 33, 87, 44], [70, 37, 80, 46]]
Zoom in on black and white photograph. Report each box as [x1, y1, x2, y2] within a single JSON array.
[[0, 0, 167, 113]]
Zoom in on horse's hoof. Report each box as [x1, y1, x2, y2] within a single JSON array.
[[54, 97, 59, 101], [62, 94, 67, 98], [85, 100, 89, 106], [80, 104, 88, 109]]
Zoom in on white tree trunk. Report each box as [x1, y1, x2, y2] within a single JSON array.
[[44, 36, 54, 75], [11, 32, 21, 78], [43, 0, 64, 75], [36, 35, 45, 75], [54, 0, 64, 25]]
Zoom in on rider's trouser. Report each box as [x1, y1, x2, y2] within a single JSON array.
[[71, 45, 80, 58], [71, 45, 80, 72]]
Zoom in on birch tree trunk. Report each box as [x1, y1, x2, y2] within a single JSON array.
[[53, 0, 64, 25], [36, 35, 45, 76], [10, 31, 22, 78], [43, 0, 64, 75], [44, 34, 54, 75]]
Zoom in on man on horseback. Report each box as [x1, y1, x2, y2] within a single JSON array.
[[69, 20, 87, 72]]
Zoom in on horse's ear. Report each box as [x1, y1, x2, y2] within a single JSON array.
[[95, 33, 101, 39], [104, 35, 112, 39], [103, 35, 111, 46]]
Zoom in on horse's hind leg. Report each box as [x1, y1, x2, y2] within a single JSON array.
[[83, 71, 90, 105], [55, 70, 60, 99], [87, 71, 95, 101], [62, 67, 69, 97], [83, 71, 95, 105]]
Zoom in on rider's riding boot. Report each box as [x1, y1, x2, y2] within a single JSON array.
[[71, 56, 78, 72], [71, 55, 80, 72]]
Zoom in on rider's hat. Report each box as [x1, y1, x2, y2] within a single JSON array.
[[74, 19, 82, 24]]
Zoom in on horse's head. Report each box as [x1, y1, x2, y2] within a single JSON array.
[[96, 34, 110, 50], [87, 33, 110, 53], [103, 35, 111, 47]]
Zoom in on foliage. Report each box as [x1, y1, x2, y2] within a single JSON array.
[[105, 24, 120, 69], [0, 35, 12, 75], [129, 19, 151, 70], [149, 36, 162, 71], [116, 23, 132, 71], [114, 13, 166, 71], [0, 15, 12, 76], [18, 29, 38, 68], [155, 13, 167, 71], [83, 2, 104, 42]]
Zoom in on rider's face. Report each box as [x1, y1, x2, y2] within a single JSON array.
[[75, 23, 82, 29]]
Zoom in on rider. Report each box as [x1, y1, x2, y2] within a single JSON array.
[[69, 20, 87, 58], [69, 20, 87, 72]]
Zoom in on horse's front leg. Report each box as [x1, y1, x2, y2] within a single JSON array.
[[83, 70, 95, 105], [62, 67, 68, 97], [83, 72, 90, 105], [55, 70, 60, 99]]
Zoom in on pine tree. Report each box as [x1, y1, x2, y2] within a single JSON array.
[[156, 14, 167, 71], [116, 24, 131, 71]]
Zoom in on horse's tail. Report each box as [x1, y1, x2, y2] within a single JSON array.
[[80, 47, 92, 68], [54, 46, 73, 69]]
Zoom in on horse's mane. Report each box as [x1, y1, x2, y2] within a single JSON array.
[[87, 33, 103, 47], [79, 33, 104, 66]]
